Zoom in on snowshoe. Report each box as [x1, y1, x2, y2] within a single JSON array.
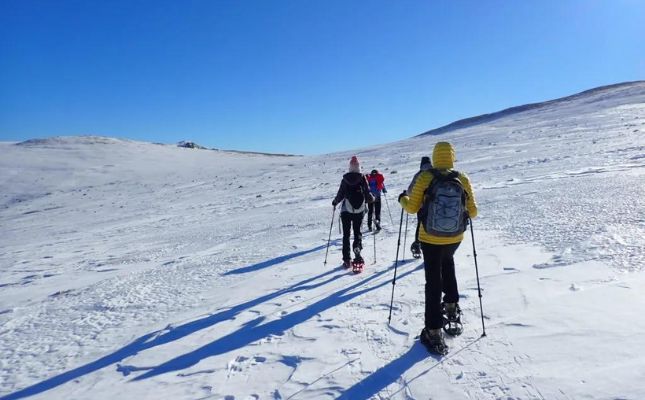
[[342, 260, 352, 269], [351, 258, 364, 273], [352, 247, 364, 273], [410, 241, 421, 259], [419, 328, 448, 356], [442, 302, 463, 336]]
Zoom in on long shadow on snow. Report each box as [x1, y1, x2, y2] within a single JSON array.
[[132, 262, 424, 381], [336, 337, 483, 399], [224, 240, 340, 276], [2, 263, 344, 400], [336, 343, 432, 400]]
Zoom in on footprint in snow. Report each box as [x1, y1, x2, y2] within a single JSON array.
[[569, 283, 582, 291], [116, 364, 152, 377], [503, 322, 533, 328]]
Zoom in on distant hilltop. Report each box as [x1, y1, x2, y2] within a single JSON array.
[[176, 140, 299, 157], [177, 141, 208, 149], [11, 135, 299, 157], [9, 80, 643, 154], [16, 136, 134, 147], [418, 80, 645, 136]]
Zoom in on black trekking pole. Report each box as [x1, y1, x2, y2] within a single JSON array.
[[324, 207, 336, 266], [402, 212, 409, 261], [372, 225, 377, 264], [388, 207, 405, 323], [383, 193, 394, 226], [469, 217, 486, 337]]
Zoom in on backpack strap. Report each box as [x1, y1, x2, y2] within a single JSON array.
[[424, 169, 463, 202], [427, 169, 459, 190], [430, 169, 459, 180]]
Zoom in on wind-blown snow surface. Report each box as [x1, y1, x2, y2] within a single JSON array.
[[1, 82, 644, 400]]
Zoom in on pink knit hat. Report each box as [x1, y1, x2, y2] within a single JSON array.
[[349, 155, 360, 173]]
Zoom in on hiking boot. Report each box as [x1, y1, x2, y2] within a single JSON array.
[[353, 246, 362, 257], [410, 241, 421, 258], [351, 256, 364, 273], [442, 302, 463, 336], [421, 327, 444, 343], [444, 302, 460, 321], [375, 220, 381, 230], [343, 260, 351, 269], [420, 328, 448, 355]]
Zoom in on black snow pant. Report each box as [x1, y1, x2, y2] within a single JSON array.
[[341, 211, 363, 261], [367, 197, 381, 228], [421, 241, 461, 329]]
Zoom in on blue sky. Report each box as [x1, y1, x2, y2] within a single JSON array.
[[1, 1, 643, 155]]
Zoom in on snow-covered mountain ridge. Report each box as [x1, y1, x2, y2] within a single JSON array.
[[419, 80, 645, 136], [1, 81, 644, 399]]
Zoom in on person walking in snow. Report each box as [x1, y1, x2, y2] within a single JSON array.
[[410, 156, 432, 258], [398, 142, 477, 354], [365, 169, 387, 231], [332, 156, 374, 271]]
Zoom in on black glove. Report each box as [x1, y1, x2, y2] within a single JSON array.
[[398, 190, 407, 202], [420, 156, 431, 169], [332, 199, 338, 207], [382, 187, 387, 194]]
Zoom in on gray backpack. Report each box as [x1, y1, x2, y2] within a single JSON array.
[[421, 170, 467, 237]]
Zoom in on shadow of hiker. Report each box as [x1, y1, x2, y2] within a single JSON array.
[[224, 240, 341, 275], [2, 264, 345, 400], [336, 336, 484, 400], [336, 343, 432, 400], [131, 262, 424, 381]]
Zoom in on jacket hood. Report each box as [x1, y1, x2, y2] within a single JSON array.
[[432, 142, 455, 169], [343, 172, 363, 185]]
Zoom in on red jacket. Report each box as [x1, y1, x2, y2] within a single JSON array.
[[366, 173, 385, 192]]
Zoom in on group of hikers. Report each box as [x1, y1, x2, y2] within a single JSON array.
[[330, 141, 478, 355]]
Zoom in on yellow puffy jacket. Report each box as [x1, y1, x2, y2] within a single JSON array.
[[399, 142, 478, 245]]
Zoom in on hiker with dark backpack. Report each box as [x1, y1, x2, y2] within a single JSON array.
[[365, 169, 387, 231], [332, 156, 375, 273], [398, 142, 478, 355]]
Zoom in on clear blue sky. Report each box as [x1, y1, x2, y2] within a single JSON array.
[[1, 1, 643, 154]]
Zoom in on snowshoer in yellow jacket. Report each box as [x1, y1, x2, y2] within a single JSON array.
[[398, 141, 478, 353]]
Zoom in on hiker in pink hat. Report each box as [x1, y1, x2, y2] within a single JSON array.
[[332, 156, 374, 272]]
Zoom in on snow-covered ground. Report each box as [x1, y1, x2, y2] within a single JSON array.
[[1, 81, 644, 399]]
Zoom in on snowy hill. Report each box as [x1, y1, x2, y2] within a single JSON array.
[[418, 81, 645, 136], [1, 81, 644, 400]]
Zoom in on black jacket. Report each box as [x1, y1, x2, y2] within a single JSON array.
[[333, 172, 375, 211]]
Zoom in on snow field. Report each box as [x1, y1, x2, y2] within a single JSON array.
[[1, 82, 645, 399]]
